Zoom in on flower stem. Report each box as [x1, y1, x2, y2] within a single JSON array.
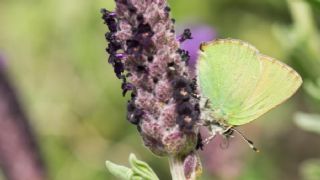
[[169, 156, 186, 180]]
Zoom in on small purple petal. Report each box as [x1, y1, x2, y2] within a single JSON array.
[[115, 53, 125, 59], [179, 25, 216, 71]]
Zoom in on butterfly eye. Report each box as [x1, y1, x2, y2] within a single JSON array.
[[199, 42, 208, 52], [223, 128, 234, 138]]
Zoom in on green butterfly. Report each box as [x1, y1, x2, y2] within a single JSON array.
[[197, 39, 302, 151]]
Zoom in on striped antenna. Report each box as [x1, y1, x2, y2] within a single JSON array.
[[232, 128, 260, 153]]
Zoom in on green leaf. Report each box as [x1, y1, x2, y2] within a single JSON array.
[[306, 0, 320, 9], [106, 161, 133, 180], [294, 112, 320, 134], [105, 153, 159, 180], [129, 154, 159, 180], [300, 159, 320, 180], [304, 79, 320, 101]]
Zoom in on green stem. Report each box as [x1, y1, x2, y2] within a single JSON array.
[[169, 156, 186, 180]]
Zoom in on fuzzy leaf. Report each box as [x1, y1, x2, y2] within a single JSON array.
[[294, 112, 320, 134], [106, 161, 133, 180], [129, 154, 159, 180]]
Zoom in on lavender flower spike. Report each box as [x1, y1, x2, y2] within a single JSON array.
[[102, 0, 202, 179]]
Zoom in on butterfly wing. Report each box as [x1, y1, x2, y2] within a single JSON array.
[[197, 39, 302, 125], [227, 55, 302, 125]]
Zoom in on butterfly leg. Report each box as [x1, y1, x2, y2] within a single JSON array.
[[203, 134, 216, 145]]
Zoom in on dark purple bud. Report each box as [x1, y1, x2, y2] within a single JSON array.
[[101, 9, 118, 32], [107, 21, 118, 33], [127, 100, 143, 125], [100, 8, 116, 17], [172, 76, 190, 89], [136, 23, 153, 35], [136, 65, 148, 73], [194, 103, 200, 114], [138, 38, 153, 50], [127, 100, 136, 112], [122, 81, 134, 96], [177, 49, 190, 64], [176, 114, 195, 131], [114, 60, 124, 78], [137, 14, 144, 22], [177, 102, 193, 115], [106, 42, 121, 54], [179, 29, 192, 43], [127, 2, 137, 13], [173, 88, 190, 102], [108, 55, 115, 64], [190, 78, 197, 91], [131, 23, 154, 49], [164, 6, 171, 12], [105, 32, 117, 44], [153, 77, 158, 84], [108, 53, 124, 65], [147, 56, 153, 62], [126, 39, 141, 54]]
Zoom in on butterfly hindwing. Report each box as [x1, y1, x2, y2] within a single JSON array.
[[228, 55, 302, 125]]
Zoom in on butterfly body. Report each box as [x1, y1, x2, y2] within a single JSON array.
[[197, 39, 302, 148], [200, 98, 234, 143]]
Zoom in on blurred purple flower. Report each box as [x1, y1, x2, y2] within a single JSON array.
[[200, 127, 246, 179], [0, 54, 6, 70], [179, 25, 216, 73]]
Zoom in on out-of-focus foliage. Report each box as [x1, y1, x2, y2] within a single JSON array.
[[277, 1, 320, 180], [274, 0, 320, 80], [306, 0, 320, 9], [295, 112, 320, 134], [0, 0, 320, 180], [304, 79, 320, 101], [300, 159, 320, 180]]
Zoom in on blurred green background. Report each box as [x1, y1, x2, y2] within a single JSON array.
[[0, 0, 320, 179]]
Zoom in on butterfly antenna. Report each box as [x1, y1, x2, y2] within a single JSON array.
[[232, 128, 260, 152]]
